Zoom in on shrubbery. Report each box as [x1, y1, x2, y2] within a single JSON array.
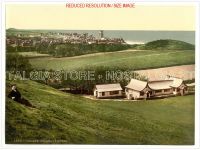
[[6, 53, 32, 73], [45, 66, 145, 94], [7, 39, 195, 57], [45, 43, 131, 57], [7, 46, 36, 52]]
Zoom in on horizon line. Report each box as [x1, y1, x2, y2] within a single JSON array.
[[6, 28, 195, 32]]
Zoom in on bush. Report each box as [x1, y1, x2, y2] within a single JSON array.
[[45, 43, 131, 57], [6, 53, 32, 73]]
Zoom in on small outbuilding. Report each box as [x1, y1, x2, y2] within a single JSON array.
[[166, 76, 188, 96], [125, 79, 150, 100], [94, 83, 123, 99]]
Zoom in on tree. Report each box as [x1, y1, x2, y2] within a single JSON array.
[[6, 53, 32, 73]]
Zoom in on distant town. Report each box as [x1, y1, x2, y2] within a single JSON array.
[[6, 30, 126, 48]]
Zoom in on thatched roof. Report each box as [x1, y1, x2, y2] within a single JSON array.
[[166, 76, 183, 88], [148, 80, 173, 90], [126, 77, 184, 91], [148, 77, 184, 90], [125, 79, 147, 91], [95, 83, 122, 92]]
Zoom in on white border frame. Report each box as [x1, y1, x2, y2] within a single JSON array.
[[0, 0, 200, 150]]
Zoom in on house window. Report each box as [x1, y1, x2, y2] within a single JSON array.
[[102, 92, 105, 96], [110, 91, 119, 95], [164, 89, 171, 92], [155, 90, 162, 93], [140, 91, 144, 96]]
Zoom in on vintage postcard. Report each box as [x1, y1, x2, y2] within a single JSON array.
[[1, 0, 200, 149]]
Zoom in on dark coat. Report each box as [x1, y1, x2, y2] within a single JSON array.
[[8, 89, 21, 102], [8, 88, 35, 108]]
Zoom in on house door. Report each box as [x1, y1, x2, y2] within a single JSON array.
[[182, 89, 185, 95], [96, 91, 98, 98], [147, 93, 150, 98], [147, 91, 152, 98], [129, 94, 132, 100]]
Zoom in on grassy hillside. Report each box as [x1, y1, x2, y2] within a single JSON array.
[[29, 50, 195, 70], [137, 39, 195, 50], [16, 52, 51, 58], [6, 80, 194, 144]]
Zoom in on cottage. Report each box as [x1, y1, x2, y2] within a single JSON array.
[[125, 76, 188, 100], [125, 79, 150, 100], [165, 76, 188, 96], [94, 83, 123, 99]]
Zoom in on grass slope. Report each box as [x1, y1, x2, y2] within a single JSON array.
[[6, 80, 194, 144], [137, 39, 195, 50], [16, 52, 51, 58], [29, 50, 195, 70]]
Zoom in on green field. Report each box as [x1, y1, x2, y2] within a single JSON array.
[[6, 79, 194, 144], [29, 50, 195, 70], [17, 52, 51, 58]]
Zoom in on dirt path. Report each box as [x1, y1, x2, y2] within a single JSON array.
[[82, 95, 139, 102], [34, 49, 146, 60], [135, 64, 195, 81]]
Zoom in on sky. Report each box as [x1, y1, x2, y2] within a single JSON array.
[[6, 3, 196, 31]]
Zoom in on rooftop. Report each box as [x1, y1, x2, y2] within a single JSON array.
[[126, 77, 184, 91], [125, 79, 147, 91], [148, 80, 173, 90], [95, 83, 122, 92]]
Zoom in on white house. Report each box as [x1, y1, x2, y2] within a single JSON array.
[[125, 79, 150, 100], [125, 76, 188, 100], [165, 76, 188, 96], [94, 83, 123, 99]]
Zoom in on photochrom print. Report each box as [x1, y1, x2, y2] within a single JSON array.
[[5, 2, 196, 145]]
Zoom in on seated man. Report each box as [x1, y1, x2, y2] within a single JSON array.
[[8, 85, 35, 108]]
